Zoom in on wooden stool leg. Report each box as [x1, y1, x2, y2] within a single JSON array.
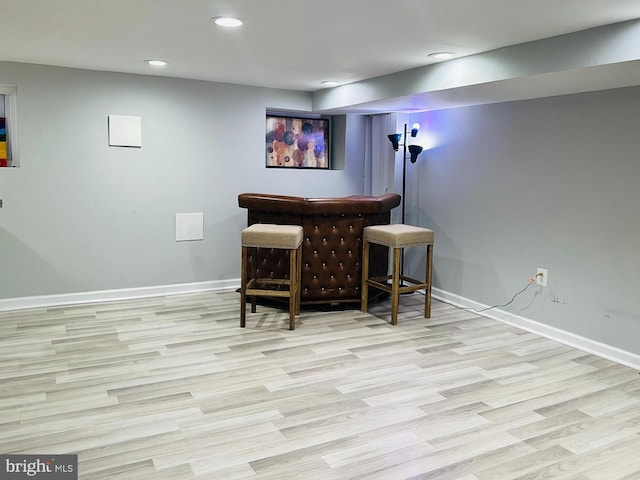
[[240, 246, 248, 327], [391, 247, 401, 325], [250, 247, 257, 313], [295, 244, 302, 315], [360, 240, 370, 312], [289, 247, 297, 330], [425, 243, 433, 318]]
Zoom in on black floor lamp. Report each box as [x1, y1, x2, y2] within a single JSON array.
[[388, 122, 423, 275], [388, 123, 423, 225]]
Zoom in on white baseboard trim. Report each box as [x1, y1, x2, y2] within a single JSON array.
[[432, 287, 640, 371], [0, 279, 240, 313]]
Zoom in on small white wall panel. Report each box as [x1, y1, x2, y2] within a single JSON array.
[[175, 213, 204, 241], [108, 115, 142, 147]]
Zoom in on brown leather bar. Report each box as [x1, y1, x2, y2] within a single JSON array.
[[238, 192, 401, 306]]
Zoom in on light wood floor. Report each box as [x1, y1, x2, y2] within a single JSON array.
[[1, 291, 640, 479]]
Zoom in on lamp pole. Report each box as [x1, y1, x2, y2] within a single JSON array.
[[401, 123, 408, 227]]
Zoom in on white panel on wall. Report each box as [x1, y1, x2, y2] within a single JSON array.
[[175, 213, 204, 242], [108, 115, 142, 147]]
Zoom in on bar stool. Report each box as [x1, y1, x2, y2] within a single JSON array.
[[240, 223, 304, 330], [361, 224, 434, 325]]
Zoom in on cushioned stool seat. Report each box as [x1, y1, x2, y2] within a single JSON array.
[[361, 224, 434, 325], [240, 224, 304, 330]]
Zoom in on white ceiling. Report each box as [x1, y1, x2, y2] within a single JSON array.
[[1, 0, 640, 108]]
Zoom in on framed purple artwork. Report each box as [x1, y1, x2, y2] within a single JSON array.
[[265, 115, 330, 169]]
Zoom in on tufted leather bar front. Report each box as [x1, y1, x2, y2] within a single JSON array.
[[238, 193, 401, 306]]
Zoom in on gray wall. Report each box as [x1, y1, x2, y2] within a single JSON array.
[[406, 86, 640, 355], [0, 62, 366, 299]]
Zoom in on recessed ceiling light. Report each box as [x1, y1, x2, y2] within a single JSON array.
[[428, 52, 456, 60], [321, 81, 339, 87], [145, 59, 168, 67], [212, 17, 244, 27]]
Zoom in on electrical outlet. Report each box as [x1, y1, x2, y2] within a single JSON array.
[[536, 267, 548, 287]]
